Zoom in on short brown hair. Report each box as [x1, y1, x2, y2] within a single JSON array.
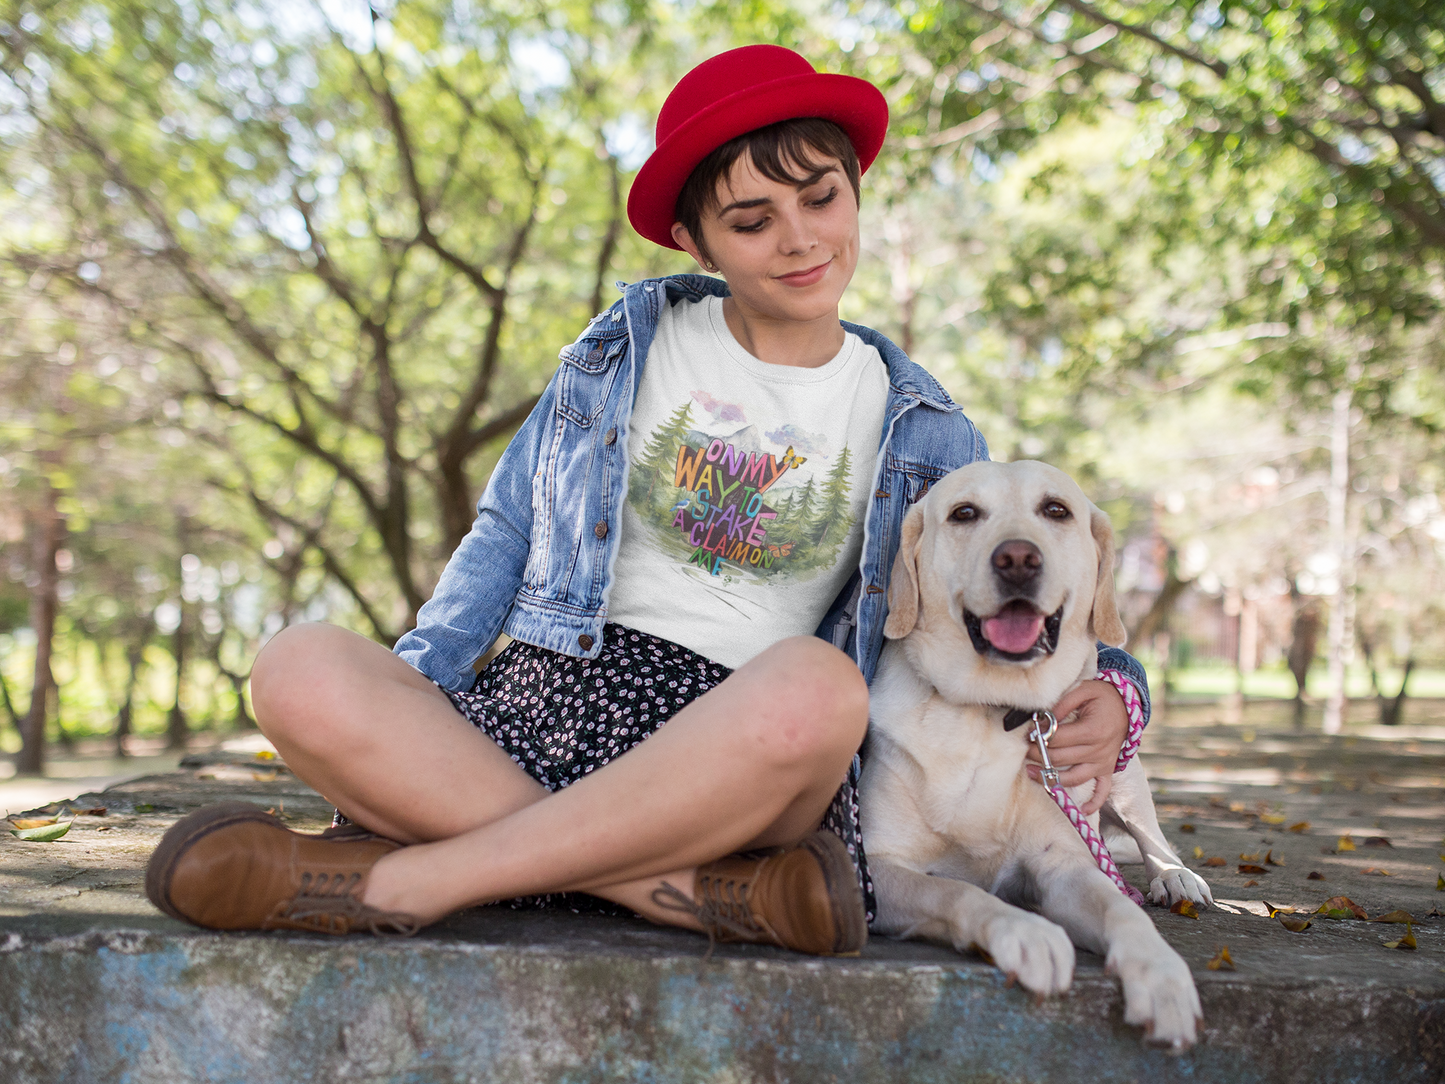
[[673, 118, 862, 264]]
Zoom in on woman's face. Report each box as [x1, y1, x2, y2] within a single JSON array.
[[671, 150, 860, 327]]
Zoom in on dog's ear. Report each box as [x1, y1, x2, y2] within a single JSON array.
[[884, 503, 927, 639], [1089, 504, 1127, 647]]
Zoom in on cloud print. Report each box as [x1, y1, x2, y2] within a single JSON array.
[[690, 389, 747, 423], [765, 424, 829, 456]]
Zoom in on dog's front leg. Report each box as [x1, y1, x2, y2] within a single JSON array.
[[1033, 859, 1201, 1050], [871, 857, 1075, 997], [1101, 759, 1214, 907]]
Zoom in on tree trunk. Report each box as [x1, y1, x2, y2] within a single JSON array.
[[1287, 597, 1322, 730], [1129, 543, 1193, 646], [115, 637, 146, 757], [166, 609, 188, 751], [1380, 658, 1414, 726], [18, 481, 64, 775], [1322, 384, 1355, 734]]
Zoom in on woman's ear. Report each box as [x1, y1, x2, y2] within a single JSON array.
[[884, 504, 926, 639], [1088, 504, 1127, 647], [671, 222, 712, 271]]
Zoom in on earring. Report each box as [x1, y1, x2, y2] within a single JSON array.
[[703, 260, 718, 273]]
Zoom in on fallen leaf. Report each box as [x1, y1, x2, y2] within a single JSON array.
[[1278, 914, 1312, 932], [11, 820, 73, 842], [1179, 823, 1196, 833], [1207, 946, 1235, 971], [1243, 879, 1259, 887], [1240, 851, 1262, 862], [1193, 846, 1204, 859], [1206, 856, 1227, 867], [1229, 801, 1246, 813], [1289, 822, 1310, 833], [1363, 836, 1393, 848], [1261, 814, 1287, 825], [9, 817, 57, 830], [1316, 896, 1369, 920], [1360, 867, 1391, 876], [1382, 926, 1417, 951], [1170, 899, 1200, 919], [254, 750, 277, 760], [1239, 864, 1267, 874], [251, 770, 278, 782], [1265, 849, 1286, 867], [1336, 836, 1356, 852], [1437, 874, 1444, 892], [1262, 900, 1296, 916], [1308, 871, 1327, 880], [1371, 910, 1415, 924], [95, 826, 112, 832], [76, 807, 106, 817]]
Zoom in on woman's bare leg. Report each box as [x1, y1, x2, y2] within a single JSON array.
[[249, 624, 867, 927]]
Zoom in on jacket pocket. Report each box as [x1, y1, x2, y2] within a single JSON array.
[[887, 456, 949, 504], [556, 339, 626, 427]]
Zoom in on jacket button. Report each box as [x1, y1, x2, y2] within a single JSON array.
[[587, 347, 603, 362], [578, 634, 594, 651], [594, 521, 608, 539], [604, 427, 617, 444]]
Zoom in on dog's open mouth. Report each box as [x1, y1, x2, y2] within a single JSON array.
[[963, 600, 1063, 661]]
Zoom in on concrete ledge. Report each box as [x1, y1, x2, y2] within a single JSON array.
[[2, 910, 1442, 1084]]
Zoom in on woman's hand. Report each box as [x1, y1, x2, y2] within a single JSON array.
[[1024, 679, 1129, 815]]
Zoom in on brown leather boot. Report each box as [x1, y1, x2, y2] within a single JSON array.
[[654, 831, 867, 956], [145, 802, 421, 935]]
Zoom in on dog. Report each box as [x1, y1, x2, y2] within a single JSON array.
[[860, 460, 1210, 1049]]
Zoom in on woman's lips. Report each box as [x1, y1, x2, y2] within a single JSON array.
[[775, 259, 831, 287]]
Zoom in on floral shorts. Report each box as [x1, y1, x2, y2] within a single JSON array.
[[438, 623, 874, 919]]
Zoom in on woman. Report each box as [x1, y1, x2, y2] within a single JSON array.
[[145, 45, 1149, 955]]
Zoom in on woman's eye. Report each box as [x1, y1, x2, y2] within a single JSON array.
[[808, 187, 838, 208], [949, 504, 978, 523], [732, 219, 767, 233]]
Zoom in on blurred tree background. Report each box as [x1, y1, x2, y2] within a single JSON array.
[[0, 0, 1441, 771]]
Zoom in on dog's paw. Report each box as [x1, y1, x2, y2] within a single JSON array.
[[965, 910, 1076, 998], [1146, 864, 1215, 909], [1107, 945, 1201, 1051]]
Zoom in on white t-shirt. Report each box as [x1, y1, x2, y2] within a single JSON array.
[[606, 295, 888, 669]]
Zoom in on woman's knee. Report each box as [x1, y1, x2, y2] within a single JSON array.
[[249, 623, 369, 745], [740, 636, 869, 768]]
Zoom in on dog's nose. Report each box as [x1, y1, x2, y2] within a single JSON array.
[[991, 539, 1042, 587]]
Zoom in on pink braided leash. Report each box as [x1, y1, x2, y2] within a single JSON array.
[[1096, 668, 1146, 774], [1026, 704, 1146, 907]]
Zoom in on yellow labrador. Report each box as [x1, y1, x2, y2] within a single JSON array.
[[861, 460, 1207, 1049]]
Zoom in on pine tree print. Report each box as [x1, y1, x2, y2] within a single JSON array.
[[630, 401, 695, 510], [812, 445, 854, 546]]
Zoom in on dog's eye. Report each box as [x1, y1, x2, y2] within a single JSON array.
[[948, 503, 979, 523], [1041, 500, 1072, 520]]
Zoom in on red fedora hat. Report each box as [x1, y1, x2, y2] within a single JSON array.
[[627, 45, 889, 250]]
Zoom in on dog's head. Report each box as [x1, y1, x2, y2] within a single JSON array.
[[883, 460, 1126, 707]]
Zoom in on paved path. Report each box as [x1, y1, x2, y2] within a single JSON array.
[[2, 707, 1442, 1083]]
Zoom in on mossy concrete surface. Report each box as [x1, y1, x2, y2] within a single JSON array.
[[2, 712, 1444, 1083]]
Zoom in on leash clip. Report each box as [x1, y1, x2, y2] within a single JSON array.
[[1027, 710, 1060, 792]]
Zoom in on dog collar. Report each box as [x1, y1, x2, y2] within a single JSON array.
[[1001, 708, 1049, 732]]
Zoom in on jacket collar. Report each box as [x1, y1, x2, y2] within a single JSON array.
[[621, 275, 958, 414]]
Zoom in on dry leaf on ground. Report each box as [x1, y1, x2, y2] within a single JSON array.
[[1308, 871, 1327, 880], [1382, 926, 1417, 951], [1193, 846, 1204, 859], [1240, 851, 1262, 862], [1361, 868, 1392, 876], [9, 818, 56, 830], [1207, 946, 1236, 971], [1265, 849, 1286, 867], [1336, 837, 1356, 852], [1262, 901, 1296, 916], [1437, 874, 1444, 891], [1179, 823, 1196, 833], [255, 750, 276, 760], [1239, 864, 1268, 874], [1363, 837, 1392, 848], [10, 820, 73, 842], [1289, 822, 1310, 833], [1206, 856, 1227, 867], [1170, 899, 1200, 919], [1261, 814, 1287, 825], [1315, 896, 1369, 920], [1371, 910, 1415, 924], [1278, 914, 1312, 932]]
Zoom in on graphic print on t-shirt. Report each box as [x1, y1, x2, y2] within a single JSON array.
[[628, 392, 857, 582]]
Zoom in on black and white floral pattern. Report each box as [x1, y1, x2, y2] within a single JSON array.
[[440, 624, 874, 919]]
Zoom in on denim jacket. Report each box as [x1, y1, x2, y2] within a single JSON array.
[[394, 274, 1150, 719]]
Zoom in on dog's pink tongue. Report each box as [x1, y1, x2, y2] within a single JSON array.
[[982, 609, 1045, 653]]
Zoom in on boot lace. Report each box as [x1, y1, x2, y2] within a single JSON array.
[[269, 871, 422, 936], [651, 870, 780, 958]]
